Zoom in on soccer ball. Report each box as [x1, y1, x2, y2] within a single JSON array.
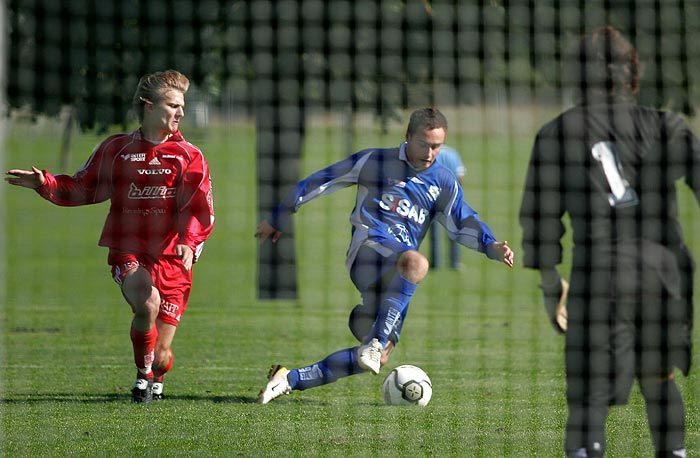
[[382, 364, 432, 406]]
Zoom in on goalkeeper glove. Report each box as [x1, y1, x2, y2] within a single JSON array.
[[539, 277, 569, 334]]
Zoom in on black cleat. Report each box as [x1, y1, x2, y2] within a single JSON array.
[[131, 378, 153, 403]]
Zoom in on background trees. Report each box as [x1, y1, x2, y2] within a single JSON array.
[[7, 0, 699, 297]]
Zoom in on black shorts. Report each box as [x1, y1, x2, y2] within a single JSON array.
[[565, 269, 692, 407]]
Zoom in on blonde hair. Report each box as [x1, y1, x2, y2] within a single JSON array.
[[132, 70, 190, 122]]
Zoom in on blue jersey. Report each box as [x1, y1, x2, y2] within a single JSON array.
[[270, 142, 499, 270]]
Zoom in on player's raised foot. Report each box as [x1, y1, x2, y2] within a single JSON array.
[[152, 381, 164, 400], [357, 338, 383, 375], [257, 365, 291, 404], [131, 377, 153, 403]]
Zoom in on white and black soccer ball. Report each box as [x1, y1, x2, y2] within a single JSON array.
[[382, 364, 432, 406]]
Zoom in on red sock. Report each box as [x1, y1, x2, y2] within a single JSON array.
[[130, 325, 157, 378], [153, 349, 173, 382]]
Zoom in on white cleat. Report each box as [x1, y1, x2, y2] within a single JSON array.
[[357, 338, 383, 375], [257, 365, 292, 404]]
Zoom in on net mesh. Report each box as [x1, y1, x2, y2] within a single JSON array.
[[9, 1, 698, 124], [3, 1, 700, 455]]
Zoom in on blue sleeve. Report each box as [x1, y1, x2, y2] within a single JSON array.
[[438, 181, 499, 258], [269, 150, 371, 232]]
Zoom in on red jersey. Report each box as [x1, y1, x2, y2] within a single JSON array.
[[36, 129, 215, 260]]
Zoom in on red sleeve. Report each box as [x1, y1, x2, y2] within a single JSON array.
[[176, 150, 215, 260], [35, 141, 112, 206]]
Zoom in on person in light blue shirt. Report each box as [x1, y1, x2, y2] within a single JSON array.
[[254, 107, 514, 404], [429, 145, 466, 269]]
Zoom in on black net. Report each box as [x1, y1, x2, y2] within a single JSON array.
[[3, 1, 700, 456]]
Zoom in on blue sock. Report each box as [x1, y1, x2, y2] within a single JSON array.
[[368, 274, 417, 346], [287, 347, 365, 391]]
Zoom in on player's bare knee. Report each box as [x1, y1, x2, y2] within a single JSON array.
[[131, 289, 161, 320], [396, 251, 429, 283], [122, 268, 155, 306]]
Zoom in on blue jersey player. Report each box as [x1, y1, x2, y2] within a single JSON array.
[[255, 107, 514, 404]]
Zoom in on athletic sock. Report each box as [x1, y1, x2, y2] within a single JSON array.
[[368, 274, 417, 346], [130, 325, 157, 376], [289, 347, 366, 390], [136, 370, 154, 381]]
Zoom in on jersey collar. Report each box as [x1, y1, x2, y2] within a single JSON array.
[[135, 129, 184, 143], [399, 141, 408, 162]]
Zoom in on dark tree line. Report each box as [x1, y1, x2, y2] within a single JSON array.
[[7, 0, 698, 297]]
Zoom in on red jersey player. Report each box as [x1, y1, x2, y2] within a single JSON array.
[[5, 70, 215, 403]]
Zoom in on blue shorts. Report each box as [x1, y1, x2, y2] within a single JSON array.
[[348, 245, 411, 344]]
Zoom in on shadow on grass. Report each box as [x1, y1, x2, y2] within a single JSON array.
[[0, 393, 259, 404], [1, 393, 381, 405]]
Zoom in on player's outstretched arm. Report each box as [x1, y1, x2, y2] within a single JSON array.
[[489, 241, 515, 268], [255, 219, 283, 245], [5, 167, 45, 189]]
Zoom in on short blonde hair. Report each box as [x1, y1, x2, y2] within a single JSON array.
[[132, 70, 190, 122]]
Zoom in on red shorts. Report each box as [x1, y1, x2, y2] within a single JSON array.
[[109, 249, 192, 326]]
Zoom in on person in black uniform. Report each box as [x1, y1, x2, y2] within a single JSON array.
[[519, 26, 698, 457]]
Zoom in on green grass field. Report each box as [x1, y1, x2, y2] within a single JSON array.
[[2, 113, 699, 457]]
